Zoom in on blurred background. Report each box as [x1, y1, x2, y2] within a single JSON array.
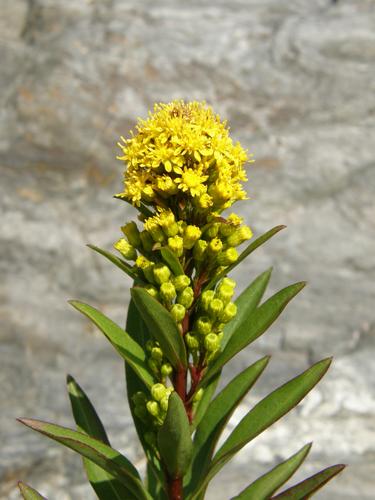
[[1, 0, 374, 498]]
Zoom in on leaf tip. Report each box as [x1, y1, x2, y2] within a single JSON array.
[[66, 373, 74, 385]]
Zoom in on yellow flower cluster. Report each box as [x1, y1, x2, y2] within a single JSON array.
[[116, 100, 252, 214]]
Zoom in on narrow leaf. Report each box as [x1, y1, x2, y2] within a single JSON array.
[[67, 375, 135, 500], [131, 287, 187, 369], [222, 268, 273, 349], [188, 356, 270, 494], [69, 300, 154, 389], [192, 358, 332, 497], [18, 482, 47, 500], [206, 225, 286, 289], [17, 418, 151, 500], [232, 443, 312, 499], [157, 392, 193, 477], [272, 464, 346, 499], [200, 282, 306, 388], [160, 247, 184, 276], [113, 195, 154, 218], [87, 244, 140, 281]]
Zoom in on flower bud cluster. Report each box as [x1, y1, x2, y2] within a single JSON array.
[[145, 340, 173, 382], [185, 277, 237, 363], [132, 383, 173, 427]]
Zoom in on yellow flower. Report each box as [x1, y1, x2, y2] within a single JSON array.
[[117, 100, 251, 214]]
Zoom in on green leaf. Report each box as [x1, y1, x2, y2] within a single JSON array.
[[160, 247, 185, 276], [67, 375, 136, 500], [200, 282, 306, 388], [206, 225, 286, 290], [157, 392, 193, 477], [114, 195, 154, 218], [188, 356, 270, 495], [69, 300, 154, 389], [192, 358, 332, 497], [272, 464, 346, 499], [131, 287, 187, 369], [17, 419, 151, 500], [18, 482, 47, 500], [87, 244, 140, 281], [222, 268, 273, 349], [232, 443, 312, 499]]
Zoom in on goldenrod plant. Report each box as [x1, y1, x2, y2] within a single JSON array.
[[18, 101, 345, 500]]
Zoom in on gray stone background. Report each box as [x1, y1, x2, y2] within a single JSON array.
[[1, 0, 374, 498]]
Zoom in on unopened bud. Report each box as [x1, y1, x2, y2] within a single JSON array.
[[168, 235, 184, 257], [226, 226, 253, 247], [153, 263, 171, 285], [177, 287, 194, 309], [148, 358, 160, 375], [183, 225, 202, 249], [144, 284, 159, 300], [114, 238, 137, 260], [121, 222, 141, 248], [208, 298, 224, 319], [185, 332, 200, 351], [136, 256, 155, 283], [170, 303, 186, 323], [201, 290, 215, 311], [217, 248, 238, 266], [207, 237, 223, 255], [146, 400, 160, 417], [216, 284, 234, 304], [193, 388, 204, 402], [204, 333, 220, 352], [205, 223, 219, 239], [151, 347, 163, 363], [151, 383, 167, 402], [160, 396, 170, 412], [142, 185, 155, 202], [221, 277, 236, 289], [219, 302, 238, 323], [193, 239, 208, 261], [195, 316, 212, 336], [161, 363, 173, 378], [132, 391, 147, 406], [173, 274, 191, 291], [160, 281, 176, 302], [140, 230, 154, 252]]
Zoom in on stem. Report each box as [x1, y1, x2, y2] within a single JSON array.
[[168, 476, 183, 500]]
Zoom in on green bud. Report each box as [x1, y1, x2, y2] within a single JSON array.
[[216, 284, 234, 304], [193, 239, 208, 261], [183, 225, 202, 249], [173, 274, 191, 291], [160, 395, 170, 412], [160, 281, 176, 302], [201, 290, 215, 311], [114, 238, 137, 260], [151, 383, 167, 402], [219, 302, 237, 323], [146, 400, 160, 417], [134, 406, 148, 420], [146, 340, 155, 352], [205, 222, 220, 239], [161, 363, 173, 378], [153, 263, 171, 285], [148, 358, 160, 375], [168, 235, 184, 257], [170, 303, 186, 323], [140, 230, 154, 252], [221, 277, 236, 289], [219, 222, 236, 237], [132, 391, 147, 406], [208, 298, 224, 319], [147, 223, 165, 243], [177, 286, 194, 309], [226, 226, 253, 247], [185, 332, 200, 351], [204, 333, 220, 352], [121, 221, 141, 248], [144, 284, 160, 300], [193, 388, 204, 402], [207, 237, 223, 255], [217, 247, 238, 266], [195, 315, 212, 336], [151, 347, 163, 363]]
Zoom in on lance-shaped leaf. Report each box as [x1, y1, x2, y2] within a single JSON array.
[[206, 225, 286, 290], [187, 356, 270, 494], [191, 358, 332, 498], [232, 443, 312, 499], [18, 482, 47, 500], [17, 419, 151, 500], [67, 375, 136, 500], [87, 244, 140, 281], [200, 282, 306, 388], [69, 300, 154, 389], [157, 392, 193, 478], [160, 247, 184, 276], [272, 464, 346, 499], [131, 287, 187, 369], [222, 268, 273, 349]]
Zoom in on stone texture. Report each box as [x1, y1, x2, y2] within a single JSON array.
[[1, 0, 374, 498]]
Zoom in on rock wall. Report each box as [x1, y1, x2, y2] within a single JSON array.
[[1, 0, 374, 498]]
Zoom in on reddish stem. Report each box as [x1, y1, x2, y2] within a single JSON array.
[[168, 477, 183, 500]]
